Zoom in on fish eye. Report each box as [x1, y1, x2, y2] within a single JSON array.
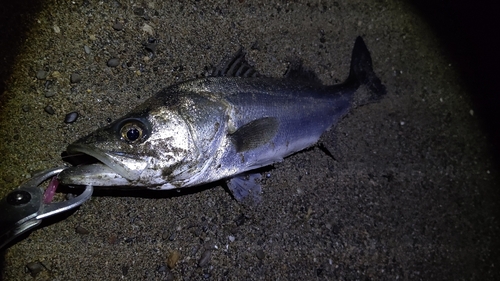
[[120, 122, 145, 143]]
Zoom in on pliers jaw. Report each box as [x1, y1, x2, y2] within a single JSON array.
[[0, 167, 93, 250]]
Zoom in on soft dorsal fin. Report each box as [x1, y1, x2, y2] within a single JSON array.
[[284, 59, 323, 84], [229, 117, 279, 152], [212, 48, 260, 78]]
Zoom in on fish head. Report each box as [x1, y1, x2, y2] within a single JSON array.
[[60, 104, 195, 188]]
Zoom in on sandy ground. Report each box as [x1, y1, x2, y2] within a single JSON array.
[[0, 0, 499, 280]]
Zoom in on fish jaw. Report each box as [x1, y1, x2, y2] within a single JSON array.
[[58, 163, 132, 186], [62, 143, 149, 184]]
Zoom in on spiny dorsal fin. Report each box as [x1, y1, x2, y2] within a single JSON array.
[[212, 48, 260, 78], [229, 117, 279, 152]]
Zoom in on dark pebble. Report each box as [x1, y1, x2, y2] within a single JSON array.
[[44, 90, 56, 98], [70, 73, 81, 83], [121, 265, 129, 276], [133, 7, 145, 16], [113, 22, 123, 31], [164, 271, 174, 281], [44, 105, 55, 115], [198, 250, 212, 267], [64, 111, 78, 123], [36, 70, 48, 80], [145, 42, 157, 53], [169, 232, 176, 241], [75, 225, 90, 234], [25, 261, 45, 277], [234, 213, 246, 226], [157, 264, 167, 272], [107, 58, 120, 67], [22, 105, 30, 112], [157, 266, 174, 281], [256, 249, 265, 260], [44, 80, 52, 90]]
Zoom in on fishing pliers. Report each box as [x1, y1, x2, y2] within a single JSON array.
[[0, 167, 93, 250]]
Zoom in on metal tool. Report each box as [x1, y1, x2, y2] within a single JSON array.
[[0, 167, 93, 250]]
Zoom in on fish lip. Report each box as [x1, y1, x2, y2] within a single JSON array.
[[66, 143, 145, 181]]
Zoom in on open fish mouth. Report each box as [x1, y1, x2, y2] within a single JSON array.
[[58, 143, 148, 186]]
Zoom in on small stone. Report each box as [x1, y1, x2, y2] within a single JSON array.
[[142, 23, 154, 36], [44, 91, 56, 98], [121, 265, 129, 276], [234, 213, 246, 226], [157, 264, 167, 272], [167, 250, 180, 269], [75, 225, 90, 234], [164, 271, 174, 281], [36, 70, 48, 80], [44, 105, 55, 115], [113, 22, 123, 31], [22, 105, 30, 112], [70, 73, 81, 83], [44, 80, 52, 90], [64, 112, 78, 123], [198, 250, 212, 267], [84, 45, 91, 54], [256, 249, 265, 260], [25, 261, 45, 277], [145, 42, 157, 53], [51, 71, 62, 78], [133, 7, 145, 16], [107, 58, 120, 67]]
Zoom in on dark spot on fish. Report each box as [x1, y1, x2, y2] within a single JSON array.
[[161, 91, 180, 107]]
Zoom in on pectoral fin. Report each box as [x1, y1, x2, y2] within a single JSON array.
[[229, 117, 279, 152], [226, 173, 262, 203]]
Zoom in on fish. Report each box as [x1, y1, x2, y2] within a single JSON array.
[[58, 36, 386, 201]]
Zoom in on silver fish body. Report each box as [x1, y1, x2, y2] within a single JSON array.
[[59, 37, 386, 200]]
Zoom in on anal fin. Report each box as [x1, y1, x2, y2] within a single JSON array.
[[226, 173, 262, 203]]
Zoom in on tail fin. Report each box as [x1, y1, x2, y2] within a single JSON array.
[[346, 36, 387, 103]]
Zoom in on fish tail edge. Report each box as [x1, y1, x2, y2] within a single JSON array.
[[346, 36, 387, 101]]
